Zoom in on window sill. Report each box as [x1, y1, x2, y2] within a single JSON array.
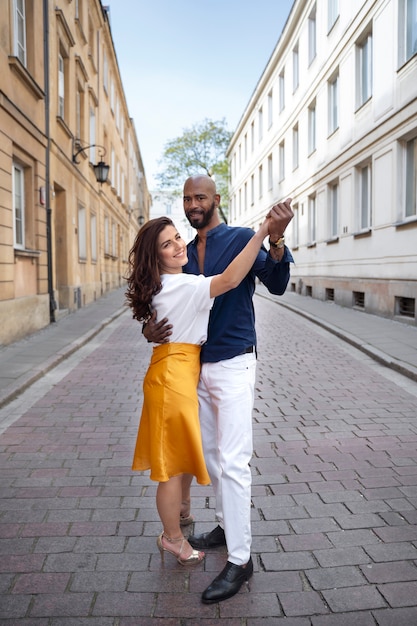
[[307, 241, 316, 249], [353, 228, 372, 239], [395, 217, 417, 230], [326, 236, 339, 245], [14, 248, 41, 259], [8, 56, 44, 100]]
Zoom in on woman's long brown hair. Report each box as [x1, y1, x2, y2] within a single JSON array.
[[125, 216, 175, 322]]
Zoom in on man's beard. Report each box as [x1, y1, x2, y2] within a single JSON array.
[[185, 201, 216, 229]]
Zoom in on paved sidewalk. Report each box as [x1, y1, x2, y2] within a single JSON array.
[[0, 287, 127, 409]]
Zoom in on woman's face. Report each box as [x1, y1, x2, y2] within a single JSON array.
[[157, 225, 188, 274]]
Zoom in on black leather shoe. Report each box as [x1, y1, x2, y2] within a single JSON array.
[[188, 525, 226, 549], [201, 557, 253, 604]]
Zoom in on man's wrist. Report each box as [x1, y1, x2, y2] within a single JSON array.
[[269, 235, 285, 249]]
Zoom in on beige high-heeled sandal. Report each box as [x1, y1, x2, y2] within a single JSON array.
[[156, 533, 205, 565]]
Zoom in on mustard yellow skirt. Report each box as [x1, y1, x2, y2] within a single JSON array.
[[132, 342, 210, 485]]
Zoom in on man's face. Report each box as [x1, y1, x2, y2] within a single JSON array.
[[183, 181, 219, 230]]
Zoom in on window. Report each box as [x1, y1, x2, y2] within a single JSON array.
[[89, 106, 96, 163], [358, 164, 372, 229], [244, 133, 247, 161], [279, 70, 285, 112], [258, 107, 263, 142], [268, 154, 273, 190], [258, 165, 263, 198], [328, 72, 339, 134], [293, 203, 299, 248], [14, 0, 26, 65], [356, 30, 372, 108], [104, 216, 109, 254], [250, 174, 255, 205], [308, 5, 317, 65], [112, 222, 117, 257], [308, 195, 316, 243], [293, 43, 299, 92], [328, 0, 339, 32], [12, 163, 25, 248], [238, 188, 242, 216], [308, 101, 316, 154], [399, 0, 417, 64], [405, 137, 417, 218], [292, 124, 299, 170], [329, 182, 339, 238], [58, 53, 65, 118], [268, 90, 273, 128], [244, 182, 248, 212], [75, 83, 84, 141], [78, 205, 87, 260], [103, 50, 108, 93], [90, 213, 97, 261], [251, 121, 255, 152], [279, 141, 285, 182]]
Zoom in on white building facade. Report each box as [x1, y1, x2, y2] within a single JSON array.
[[228, 0, 417, 324]]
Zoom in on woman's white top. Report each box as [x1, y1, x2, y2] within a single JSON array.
[[151, 273, 214, 345]]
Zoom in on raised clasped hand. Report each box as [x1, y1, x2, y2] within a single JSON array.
[[268, 198, 294, 239]]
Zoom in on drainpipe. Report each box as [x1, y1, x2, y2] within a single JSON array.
[[43, 0, 57, 322]]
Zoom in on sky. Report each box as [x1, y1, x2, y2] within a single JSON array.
[[107, 0, 294, 189]]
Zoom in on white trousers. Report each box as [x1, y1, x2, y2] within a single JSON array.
[[198, 352, 256, 565]]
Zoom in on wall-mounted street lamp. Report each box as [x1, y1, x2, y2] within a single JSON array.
[[72, 141, 110, 184]]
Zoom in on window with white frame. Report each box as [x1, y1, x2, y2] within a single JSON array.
[[328, 0, 339, 32], [259, 165, 263, 198], [89, 105, 96, 162], [268, 90, 273, 128], [104, 216, 109, 255], [292, 124, 299, 170], [308, 100, 316, 154], [308, 5, 317, 65], [279, 70, 285, 111], [12, 162, 25, 248], [358, 163, 372, 229], [238, 188, 242, 216], [293, 203, 299, 248], [251, 121, 255, 152], [103, 50, 108, 93], [356, 30, 372, 108], [14, 0, 27, 65], [250, 174, 255, 205], [268, 154, 273, 190], [308, 195, 317, 243], [238, 143, 241, 169], [293, 43, 299, 92], [279, 141, 285, 182], [244, 133, 247, 161], [329, 181, 339, 238], [405, 137, 417, 218], [78, 205, 87, 260], [58, 52, 65, 118], [399, 0, 417, 64], [258, 107, 263, 142], [112, 222, 117, 257], [244, 182, 248, 212], [90, 213, 97, 261], [328, 72, 339, 134]]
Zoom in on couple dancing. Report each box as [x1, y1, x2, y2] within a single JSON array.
[[125, 174, 293, 604]]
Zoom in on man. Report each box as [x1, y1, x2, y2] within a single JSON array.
[[145, 174, 293, 603]]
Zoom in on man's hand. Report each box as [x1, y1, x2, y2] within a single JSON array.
[[268, 198, 293, 241], [143, 310, 172, 343]]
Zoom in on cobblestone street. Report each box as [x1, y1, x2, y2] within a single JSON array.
[[1, 293, 417, 625]]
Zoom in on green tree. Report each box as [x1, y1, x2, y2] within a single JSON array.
[[155, 118, 232, 222]]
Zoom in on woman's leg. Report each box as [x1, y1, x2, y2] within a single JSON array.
[[180, 473, 193, 520], [156, 475, 195, 559]]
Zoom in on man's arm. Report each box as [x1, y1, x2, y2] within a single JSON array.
[[142, 310, 172, 343]]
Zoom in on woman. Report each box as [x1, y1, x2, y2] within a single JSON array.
[[125, 215, 269, 565]]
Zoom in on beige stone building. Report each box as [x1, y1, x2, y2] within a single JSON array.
[[0, 0, 150, 346]]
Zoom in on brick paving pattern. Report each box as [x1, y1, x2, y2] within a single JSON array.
[[1, 294, 417, 624]]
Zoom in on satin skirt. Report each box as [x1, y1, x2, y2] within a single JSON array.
[[132, 342, 210, 485]]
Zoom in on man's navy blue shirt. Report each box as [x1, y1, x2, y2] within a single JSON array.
[[184, 223, 294, 363]]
